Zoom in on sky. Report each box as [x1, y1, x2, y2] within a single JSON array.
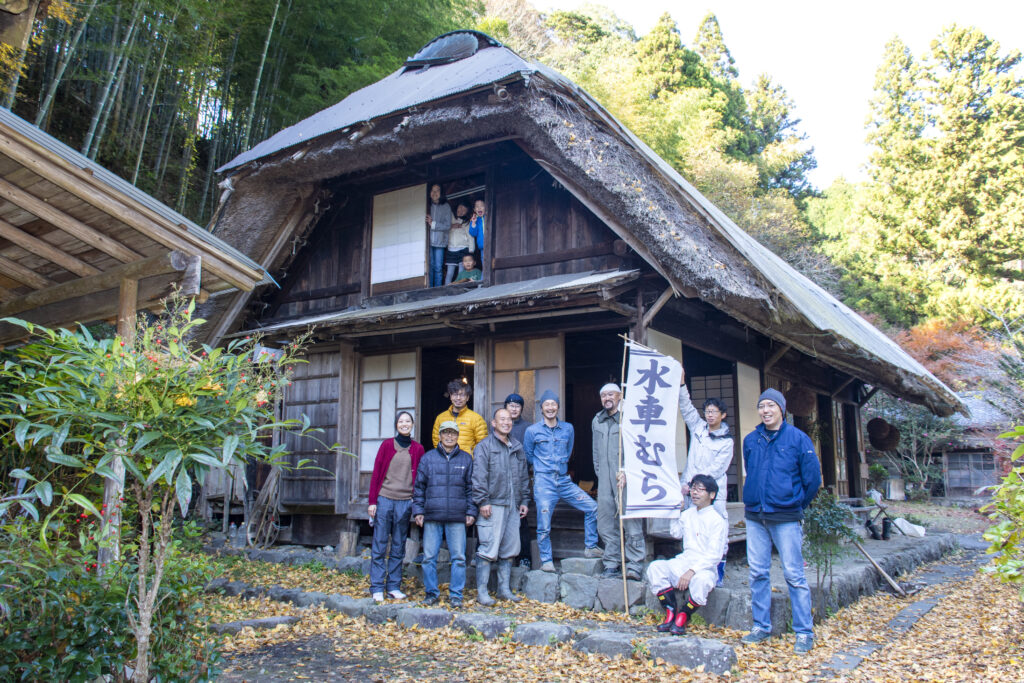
[[533, 0, 1024, 189]]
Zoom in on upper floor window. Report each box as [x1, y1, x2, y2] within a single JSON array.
[[370, 175, 485, 294]]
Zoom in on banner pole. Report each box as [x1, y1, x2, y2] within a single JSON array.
[[618, 336, 629, 614]]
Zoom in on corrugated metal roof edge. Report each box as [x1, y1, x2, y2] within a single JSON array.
[[228, 269, 638, 338], [0, 107, 271, 285]]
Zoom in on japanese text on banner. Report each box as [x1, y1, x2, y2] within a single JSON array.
[[621, 342, 683, 518]]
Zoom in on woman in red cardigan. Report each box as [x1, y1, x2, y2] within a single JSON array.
[[368, 411, 424, 602]]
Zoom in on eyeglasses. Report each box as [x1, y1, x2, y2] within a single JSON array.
[[703, 408, 721, 415], [690, 486, 707, 494]]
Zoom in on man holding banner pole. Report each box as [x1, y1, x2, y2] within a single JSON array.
[[593, 383, 645, 581]]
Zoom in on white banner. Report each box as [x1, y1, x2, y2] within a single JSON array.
[[621, 341, 684, 518]]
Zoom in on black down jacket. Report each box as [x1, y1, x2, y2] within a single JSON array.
[[412, 445, 478, 523]]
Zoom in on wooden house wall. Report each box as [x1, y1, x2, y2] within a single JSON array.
[[266, 197, 365, 320], [279, 345, 342, 509], [490, 158, 622, 283], [263, 147, 624, 322]]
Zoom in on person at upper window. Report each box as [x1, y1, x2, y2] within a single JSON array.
[[425, 184, 452, 288], [452, 253, 481, 284], [468, 198, 485, 255], [445, 202, 474, 284], [431, 379, 488, 454]]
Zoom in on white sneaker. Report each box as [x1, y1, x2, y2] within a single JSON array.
[[372, 592, 385, 603], [388, 589, 407, 600]]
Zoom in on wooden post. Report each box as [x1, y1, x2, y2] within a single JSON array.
[[98, 278, 137, 572]]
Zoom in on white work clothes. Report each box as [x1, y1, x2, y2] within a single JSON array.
[[646, 505, 728, 605], [679, 386, 733, 524]]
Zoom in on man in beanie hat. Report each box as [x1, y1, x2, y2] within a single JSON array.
[[504, 393, 529, 445], [592, 382, 645, 580], [523, 389, 601, 572], [740, 388, 821, 654]]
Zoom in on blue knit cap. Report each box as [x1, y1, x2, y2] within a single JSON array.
[[539, 389, 560, 405], [757, 388, 786, 415], [504, 393, 525, 407]]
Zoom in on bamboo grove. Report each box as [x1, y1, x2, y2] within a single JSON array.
[[1, 0, 475, 226]]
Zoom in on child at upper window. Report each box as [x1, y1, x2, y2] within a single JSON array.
[[468, 199, 485, 254], [445, 202, 474, 284], [452, 253, 481, 284]]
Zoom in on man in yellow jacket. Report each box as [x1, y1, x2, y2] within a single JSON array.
[[432, 379, 488, 454]]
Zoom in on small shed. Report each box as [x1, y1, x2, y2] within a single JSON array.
[[0, 107, 266, 341]]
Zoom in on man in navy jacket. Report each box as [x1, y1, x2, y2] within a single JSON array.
[[413, 421, 477, 608], [739, 389, 821, 654]]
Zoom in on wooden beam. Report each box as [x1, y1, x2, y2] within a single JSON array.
[[763, 344, 792, 373], [641, 286, 675, 329], [830, 376, 856, 398], [117, 278, 138, 342], [0, 176, 142, 263], [859, 386, 880, 407], [0, 271, 182, 343], [492, 241, 616, 270], [597, 298, 637, 318], [0, 129, 263, 289], [0, 250, 194, 318], [0, 218, 100, 277], [0, 253, 55, 289]]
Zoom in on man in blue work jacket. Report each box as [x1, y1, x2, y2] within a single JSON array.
[[739, 388, 821, 654], [523, 389, 601, 573]]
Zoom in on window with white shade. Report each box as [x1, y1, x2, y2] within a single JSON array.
[[359, 352, 418, 471], [371, 185, 427, 285]]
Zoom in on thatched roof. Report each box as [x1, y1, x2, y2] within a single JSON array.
[[213, 33, 964, 417]]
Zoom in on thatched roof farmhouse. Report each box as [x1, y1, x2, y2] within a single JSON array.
[[204, 31, 962, 546]]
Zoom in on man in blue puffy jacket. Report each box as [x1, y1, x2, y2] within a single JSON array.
[[739, 389, 821, 655]]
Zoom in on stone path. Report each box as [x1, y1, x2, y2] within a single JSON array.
[[813, 534, 990, 679], [207, 531, 983, 678], [208, 576, 737, 674]]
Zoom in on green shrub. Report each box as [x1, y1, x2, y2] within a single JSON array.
[[983, 425, 1024, 599], [803, 490, 856, 618], [0, 521, 221, 682]]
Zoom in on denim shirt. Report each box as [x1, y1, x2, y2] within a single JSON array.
[[523, 420, 575, 476]]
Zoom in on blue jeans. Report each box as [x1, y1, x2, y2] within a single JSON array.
[[534, 473, 598, 563], [369, 496, 411, 593], [746, 517, 814, 637], [422, 520, 467, 600], [430, 247, 445, 287]]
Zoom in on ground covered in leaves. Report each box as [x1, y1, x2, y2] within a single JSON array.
[[885, 499, 991, 534], [200, 541, 1023, 682]]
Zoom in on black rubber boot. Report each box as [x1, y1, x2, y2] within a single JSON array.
[[672, 594, 699, 636], [656, 588, 677, 632], [865, 519, 882, 540], [881, 518, 893, 540]]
